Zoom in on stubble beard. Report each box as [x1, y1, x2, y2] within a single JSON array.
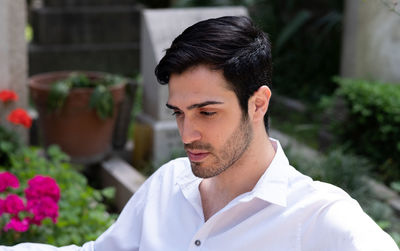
[[187, 116, 253, 178]]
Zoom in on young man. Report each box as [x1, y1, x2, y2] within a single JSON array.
[[3, 16, 399, 251]]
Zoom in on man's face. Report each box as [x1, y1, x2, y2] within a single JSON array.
[[167, 65, 253, 178]]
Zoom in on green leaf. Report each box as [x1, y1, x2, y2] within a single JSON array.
[[101, 187, 116, 200], [390, 181, 400, 193], [89, 85, 114, 119], [48, 80, 71, 111], [276, 10, 311, 54]]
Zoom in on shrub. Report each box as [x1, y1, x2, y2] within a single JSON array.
[[0, 89, 116, 245], [325, 77, 400, 182], [0, 146, 116, 246], [0, 172, 61, 235]]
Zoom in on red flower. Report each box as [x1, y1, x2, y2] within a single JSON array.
[[27, 197, 59, 225], [3, 217, 29, 232], [2, 194, 25, 215], [0, 199, 4, 216], [25, 175, 60, 203], [0, 90, 18, 103], [7, 108, 32, 128], [0, 172, 20, 192]]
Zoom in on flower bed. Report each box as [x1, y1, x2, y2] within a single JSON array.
[[0, 89, 116, 245]]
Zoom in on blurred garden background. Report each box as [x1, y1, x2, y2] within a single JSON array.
[[0, 0, 400, 247]]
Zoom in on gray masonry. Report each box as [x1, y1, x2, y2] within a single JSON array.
[[29, 0, 141, 76], [341, 0, 400, 83], [137, 7, 248, 166], [0, 0, 28, 141]]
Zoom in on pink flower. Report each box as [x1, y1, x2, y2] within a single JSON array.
[[2, 194, 25, 215], [0, 90, 18, 103], [0, 199, 4, 216], [25, 175, 60, 203], [0, 172, 20, 192], [27, 197, 59, 225], [4, 217, 29, 232], [7, 108, 32, 128]]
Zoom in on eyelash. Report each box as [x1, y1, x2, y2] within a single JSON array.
[[171, 111, 216, 117], [172, 111, 182, 117], [201, 111, 216, 116]]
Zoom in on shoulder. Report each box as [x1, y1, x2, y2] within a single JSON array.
[[302, 196, 398, 250], [285, 174, 398, 250]]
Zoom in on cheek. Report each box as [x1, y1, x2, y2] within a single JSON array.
[[199, 118, 233, 145]]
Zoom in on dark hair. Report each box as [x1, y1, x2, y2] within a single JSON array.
[[155, 16, 272, 131]]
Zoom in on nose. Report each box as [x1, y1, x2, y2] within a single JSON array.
[[179, 117, 201, 144]]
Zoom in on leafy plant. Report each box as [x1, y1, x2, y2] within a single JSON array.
[[0, 146, 116, 246], [48, 72, 126, 119], [325, 77, 400, 183], [0, 172, 61, 239], [0, 90, 32, 166]]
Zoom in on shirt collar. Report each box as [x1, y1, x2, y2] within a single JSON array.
[[177, 138, 289, 208], [250, 138, 289, 207]]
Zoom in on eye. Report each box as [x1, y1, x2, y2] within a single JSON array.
[[172, 110, 183, 117], [201, 111, 216, 116]]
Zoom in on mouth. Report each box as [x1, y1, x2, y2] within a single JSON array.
[[186, 150, 210, 162]]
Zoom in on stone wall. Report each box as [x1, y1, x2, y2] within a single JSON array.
[[29, 0, 141, 76], [0, 0, 28, 141], [341, 0, 400, 83]]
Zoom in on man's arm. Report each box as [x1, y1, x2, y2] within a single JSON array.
[[304, 199, 399, 251]]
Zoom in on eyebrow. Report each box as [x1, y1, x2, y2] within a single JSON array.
[[166, 101, 224, 110]]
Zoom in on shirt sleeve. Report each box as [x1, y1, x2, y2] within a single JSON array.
[[305, 198, 399, 251], [0, 241, 94, 251], [92, 173, 149, 251]]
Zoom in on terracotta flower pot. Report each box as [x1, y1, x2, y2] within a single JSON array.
[[29, 71, 126, 164]]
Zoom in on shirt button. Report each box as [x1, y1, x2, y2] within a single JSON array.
[[195, 240, 201, 246]]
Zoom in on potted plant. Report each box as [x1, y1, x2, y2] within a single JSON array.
[[28, 71, 127, 164]]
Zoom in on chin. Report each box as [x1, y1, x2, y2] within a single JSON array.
[[190, 161, 227, 179]]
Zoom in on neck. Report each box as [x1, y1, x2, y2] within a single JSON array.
[[200, 127, 276, 220]]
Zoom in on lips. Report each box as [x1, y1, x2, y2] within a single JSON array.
[[186, 150, 209, 162]]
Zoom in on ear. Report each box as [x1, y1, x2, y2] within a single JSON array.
[[248, 85, 271, 123]]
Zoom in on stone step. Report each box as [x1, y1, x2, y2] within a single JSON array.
[[31, 6, 141, 44], [101, 155, 146, 212], [29, 43, 139, 76], [43, 0, 137, 7]]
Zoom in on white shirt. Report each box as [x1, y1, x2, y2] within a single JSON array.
[[3, 139, 399, 251]]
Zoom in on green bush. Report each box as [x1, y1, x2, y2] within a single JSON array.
[[326, 77, 400, 182], [0, 146, 116, 246]]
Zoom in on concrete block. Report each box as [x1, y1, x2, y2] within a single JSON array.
[[101, 156, 146, 212], [0, 0, 28, 141], [135, 113, 184, 167], [341, 0, 400, 83]]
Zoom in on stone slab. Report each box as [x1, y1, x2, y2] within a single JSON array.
[[341, 0, 400, 83], [31, 6, 141, 44], [101, 156, 146, 212], [29, 43, 139, 75], [135, 113, 184, 167], [141, 7, 248, 121], [0, 0, 28, 141]]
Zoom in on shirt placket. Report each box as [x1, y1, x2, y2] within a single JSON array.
[[187, 193, 254, 251], [187, 213, 217, 251]]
